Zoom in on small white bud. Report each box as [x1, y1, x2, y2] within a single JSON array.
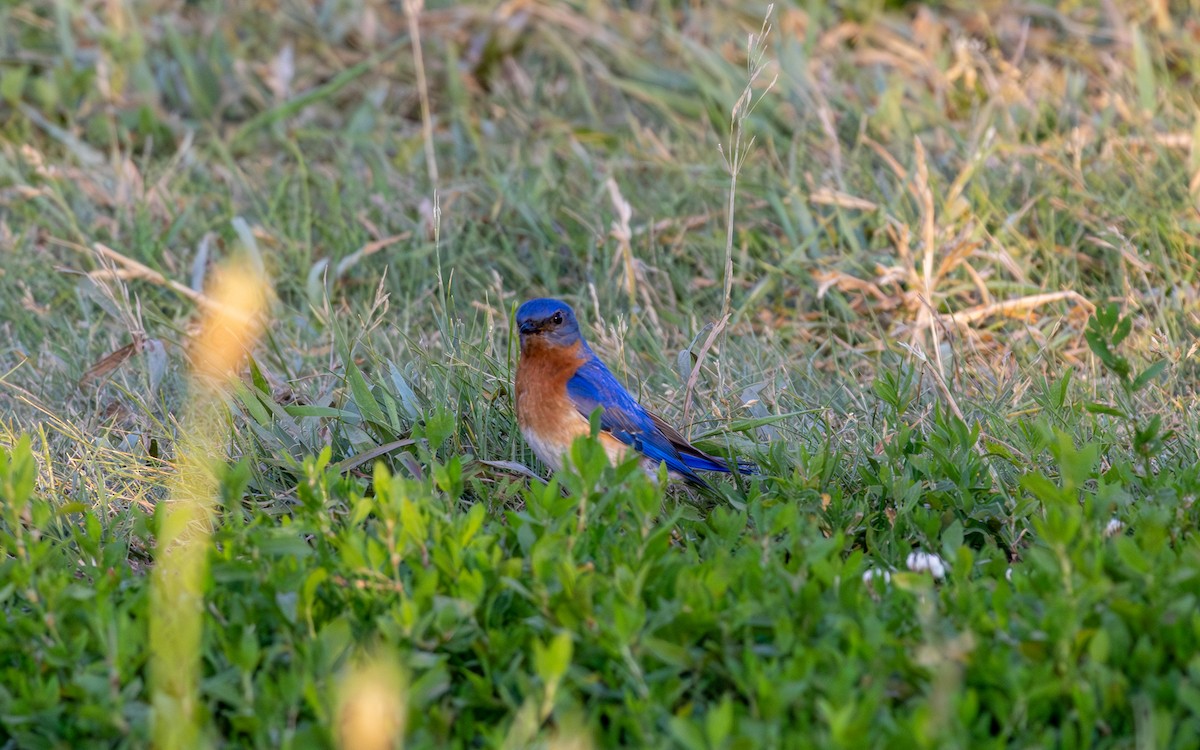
[[906, 551, 948, 580], [862, 567, 892, 586]]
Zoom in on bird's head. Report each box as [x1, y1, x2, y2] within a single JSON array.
[[515, 298, 582, 349]]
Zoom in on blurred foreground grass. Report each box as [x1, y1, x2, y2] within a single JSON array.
[[2, 0, 1200, 747]]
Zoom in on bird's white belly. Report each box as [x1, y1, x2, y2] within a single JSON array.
[[520, 412, 628, 475], [520, 423, 571, 473]]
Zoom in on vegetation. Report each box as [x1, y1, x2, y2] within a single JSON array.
[[2, 0, 1200, 747]]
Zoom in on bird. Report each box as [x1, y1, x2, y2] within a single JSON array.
[[513, 297, 755, 488]]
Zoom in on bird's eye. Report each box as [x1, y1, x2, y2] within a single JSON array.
[[551, 312, 563, 325]]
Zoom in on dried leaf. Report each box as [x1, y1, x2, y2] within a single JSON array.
[[79, 337, 144, 389]]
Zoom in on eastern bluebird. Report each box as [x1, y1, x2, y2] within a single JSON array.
[[514, 298, 755, 488]]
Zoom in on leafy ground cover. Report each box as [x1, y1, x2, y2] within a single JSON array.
[[3, 0, 1200, 747]]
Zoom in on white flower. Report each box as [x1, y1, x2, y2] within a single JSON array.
[[1104, 518, 1125, 537], [862, 567, 892, 586], [906, 551, 947, 580], [1005, 567, 1013, 582]]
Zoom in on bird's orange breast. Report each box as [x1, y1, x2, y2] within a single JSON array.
[[515, 339, 627, 471]]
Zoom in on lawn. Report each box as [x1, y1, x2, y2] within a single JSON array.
[[2, 0, 1200, 747]]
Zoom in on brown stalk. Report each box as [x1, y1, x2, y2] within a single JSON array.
[[941, 291, 1094, 327], [404, 0, 439, 186]]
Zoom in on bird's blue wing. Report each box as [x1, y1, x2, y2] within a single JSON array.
[[566, 355, 705, 481]]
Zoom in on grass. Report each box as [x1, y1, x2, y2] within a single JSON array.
[[3, 0, 1200, 747]]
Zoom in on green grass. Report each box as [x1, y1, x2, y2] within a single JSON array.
[[3, 0, 1200, 747]]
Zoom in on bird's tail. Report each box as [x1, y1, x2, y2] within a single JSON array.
[[646, 412, 758, 477], [681, 452, 758, 475], [731, 457, 759, 475]]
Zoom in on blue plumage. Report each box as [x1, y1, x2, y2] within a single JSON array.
[[515, 298, 755, 488], [566, 356, 702, 483]]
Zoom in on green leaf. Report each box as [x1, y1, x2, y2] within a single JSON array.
[[667, 716, 708, 750], [1131, 25, 1157, 114], [1132, 359, 1167, 393], [1, 435, 37, 514], [1113, 310, 1133, 347], [247, 355, 270, 394], [346, 361, 387, 426], [0, 65, 29, 105], [399, 497, 428, 544], [1054, 370, 1072, 411], [941, 519, 964, 558], [1020, 472, 1066, 505], [1114, 537, 1152, 576], [694, 410, 808, 438], [233, 380, 273, 428], [421, 408, 456, 448], [533, 631, 573, 687], [283, 405, 356, 419], [706, 694, 734, 747], [1088, 628, 1111, 664], [1086, 403, 1126, 418], [387, 360, 422, 420]]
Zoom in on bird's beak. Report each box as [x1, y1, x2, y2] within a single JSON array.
[[518, 320, 538, 335]]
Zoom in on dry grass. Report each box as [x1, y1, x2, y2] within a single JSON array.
[[1, 0, 1198, 513]]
